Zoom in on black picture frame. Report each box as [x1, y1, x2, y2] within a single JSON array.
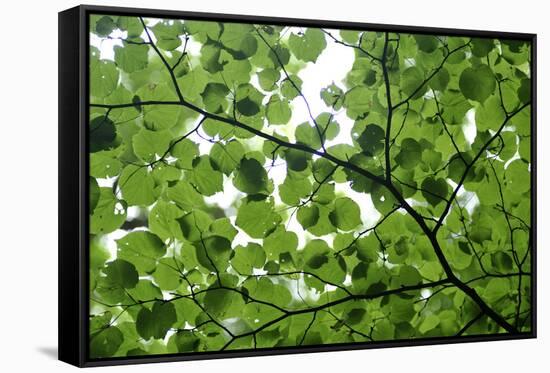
[[58, 4, 537, 367]]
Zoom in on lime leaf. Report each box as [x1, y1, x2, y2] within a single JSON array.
[[356, 124, 385, 156], [90, 116, 117, 153], [401, 66, 426, 98], [288, 29, 327, 63], [104, 259, 139, 289], [236, 198, 281, 238], [233, 158, 269, 194], [188, 156, 223, 196], [119, 165, 156, 206], [116, 231, 166, 273], [266, 95, 292, 125], [459, 65, 496, 103], [114, 43, 149, 73], [297, 205, 320, 230], [193, 235, 232, 272], [136, 301, 177, 340], [90, 188, 127, 234], [231, 243, 266, 275], [329, 197, 361, 231], [90, 326, 123, 358], [421, 177, 449, 206]]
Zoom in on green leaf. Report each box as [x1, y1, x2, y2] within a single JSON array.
[[235, 83, 264, 116], [419, 314, 440, 334], [284, 148, 311, 172], [233, 158, 269, 194], [125, 281, 164, 310], [329, 197, 361, 231], [90, 177, 100, 214], [268, 44, 291, 67], [258, 68, 280, 91], [321, 83, 344, 109], [140, 85, 187, 130], [119, 165, 156, 206], [297, 205, 320, 230], [90, 312, 112, 334], [170, 331, 200, 353], [356, 124, 385, 156], [209, 140, 245, 175], [91, 60, 119, 98], [428, 67, 450, 92], [475, 95, 506, 131], [236, 198, 281, 238], [176, 209, 210, 239], [151, 21, 183, 51], [116, 231, 166, 273], [165, 180, 204, 211], [179, 68, 209, 101], [114, 43, 149, 73], [471, 38, 495, 57], [132, 129, 172, 163], [518, 78, 531, 105], [281, 75, 303, 100], [505, 159, 530, 194], [193, 235, 232, 272], [202, 285, 245, 318], [188, 156, 223, 196], [439, 89, 473, 124], [483, 278, 509, 302], [220, 23, 258, 57], [236, 97, 260, 116], [395, 138, 422, 170], [185, 20, 221, 40], [459, 64, 496, 103], [414, 35, 439, 53], [421, 177, 449, 206], [171, 138, 199, 169], [295, 122, 323, 150], [90, 326, 123, 358], [90, 153, 122, 178], [104, 259, 139, 289], [199, 44, 223, 73], [152, 258, 181, 290], [231, 243, 266, 275], [149, 201, 184, 241], [90, 187, 127, 234], [263, 226, 298, 260], [209, 218, 238, 241], [201, 83, 230, 112], [279, 175, 311, 205], [345, 308, 366, 325], [344, 86, 373, 119], [136, 301, 177, 340], [266, 95, 292, 125], [94, 16, 117, 37], [222, 57, 253, 86], [288, 29, 327, 63], [397, 265, 422, 286], [116, 16, 142, 38], [401, 66, 426, 98], [90, 115, 117, 153]]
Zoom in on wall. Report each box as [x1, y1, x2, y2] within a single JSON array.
[[0, 0, 546, 371]]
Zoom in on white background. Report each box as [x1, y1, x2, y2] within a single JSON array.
[[0, 0, 547, 371]]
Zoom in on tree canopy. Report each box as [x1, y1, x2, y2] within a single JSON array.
[[88, 14, 532, 359]]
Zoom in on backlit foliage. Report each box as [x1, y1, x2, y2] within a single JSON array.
[[88, 14, 532, 359]]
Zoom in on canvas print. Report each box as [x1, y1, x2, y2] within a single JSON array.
[[88, 14, 533, 359]]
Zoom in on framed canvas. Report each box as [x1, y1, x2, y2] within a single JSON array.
[[58, 4, 536, 367]]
